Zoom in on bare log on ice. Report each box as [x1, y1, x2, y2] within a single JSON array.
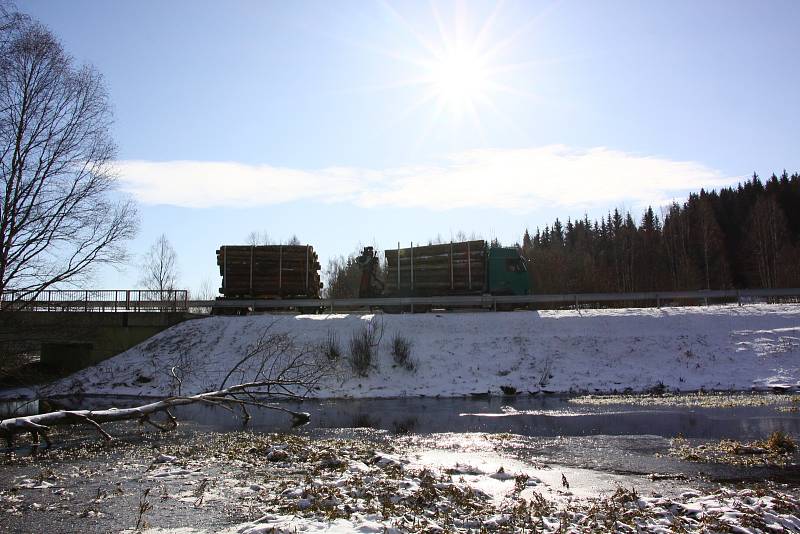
[[0, 381, 311, 448]]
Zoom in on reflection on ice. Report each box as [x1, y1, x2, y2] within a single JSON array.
[[5, 394, 797, 441], [405, 432, 690, 503]]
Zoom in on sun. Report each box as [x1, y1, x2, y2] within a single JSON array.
[[428, 45, 490, 115], [359, 2, 539, 133]]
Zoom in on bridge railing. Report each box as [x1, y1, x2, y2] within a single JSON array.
[[0, 289, 189, 312], [194, 287, 800, 312], [3, 287, 799, 313]]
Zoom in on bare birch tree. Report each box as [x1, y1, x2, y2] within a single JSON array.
[[246, 230, 274, 246], [245, 231, 301, 246], [139, 233, 178, 300], [694, 198, 728, 290], [0, 8, 137, 309], [746, 196, 789, 288]]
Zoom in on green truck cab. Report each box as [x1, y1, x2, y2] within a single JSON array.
[[487, 246, 530, 296]]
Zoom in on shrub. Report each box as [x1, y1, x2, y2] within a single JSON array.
[[349, 321, 380, 376], [537, 356, 554, 388], [391, 333, 413, 370], [765, 430, 796, 454], [322, 330, 341, 362], [647, 381, 667, 395]]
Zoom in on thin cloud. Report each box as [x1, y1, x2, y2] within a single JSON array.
[[117, 145, 731, 211]]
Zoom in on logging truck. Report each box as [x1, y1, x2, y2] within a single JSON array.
[[212, 240, 529, 313], [357, 240, 530, 299]]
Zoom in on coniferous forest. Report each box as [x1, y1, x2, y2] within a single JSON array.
[[522, 171, 800, 293]]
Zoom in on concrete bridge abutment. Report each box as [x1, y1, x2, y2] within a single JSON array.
[[0, 312, 199, 374]]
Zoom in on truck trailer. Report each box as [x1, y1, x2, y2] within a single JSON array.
[[358, 240, 530, 299]]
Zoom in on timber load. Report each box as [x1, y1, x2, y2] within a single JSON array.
[[384, 240, 486, 297], [216, 245, 321, 299]]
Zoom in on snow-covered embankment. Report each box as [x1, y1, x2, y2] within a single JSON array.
[[48, 304, 800, 398]]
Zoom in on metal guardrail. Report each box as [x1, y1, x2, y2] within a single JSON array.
[[195, 287, 800, 312], [1, 289, 189, 312], [3, 288, 799, 313]]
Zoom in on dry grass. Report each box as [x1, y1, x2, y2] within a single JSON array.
[[777, 396, 800, 413], [572, 392, 799, 409], [322, 330, 341, 362], [390, 333, 414, 371], [349, 323, 377, 376], [671, 431, 798, 467], [3, 430, 800, 533], [764, 430, 796, 454]]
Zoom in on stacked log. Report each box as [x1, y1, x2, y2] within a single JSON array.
[[384, 240, 486, 296], [216, 245, 321, 298]]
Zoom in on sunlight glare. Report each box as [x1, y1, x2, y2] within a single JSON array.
[[368, 1, 542, 133], [429, 45, 489, 115]]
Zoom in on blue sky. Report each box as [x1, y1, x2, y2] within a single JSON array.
[[18, 0, 800, 295]]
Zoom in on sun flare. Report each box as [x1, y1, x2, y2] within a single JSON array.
[[366, 2, 539, 132], [428, 45, 490, 114]]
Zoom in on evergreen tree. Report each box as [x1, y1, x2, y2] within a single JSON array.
[[522, 170, 798, 294]]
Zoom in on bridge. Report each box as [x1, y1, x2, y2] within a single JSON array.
[[1, 289, 190, 312], [0, 290, 195, 376], [1, 310, 197, 375], [4, 287, 800, 314]]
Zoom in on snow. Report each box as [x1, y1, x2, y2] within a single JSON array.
[[115, 435, 800, 534], [34, 303, 800, 398], [4, 424, 798, 533], [220, 514, 402, 534], [404, 433, 671, 503]]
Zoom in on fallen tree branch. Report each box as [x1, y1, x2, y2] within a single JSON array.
[[2, 321, 330, 449], [0, 381, 311, 448]]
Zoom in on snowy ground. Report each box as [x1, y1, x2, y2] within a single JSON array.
[[2, 428, 798, 533], [32, 303, 800, 399]]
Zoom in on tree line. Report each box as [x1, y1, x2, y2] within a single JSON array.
[[323, 172, 800, 298], [522, 172, 800, 294]]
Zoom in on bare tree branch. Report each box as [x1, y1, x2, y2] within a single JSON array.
[[1, 323, 332, 448], [0, 9, 137, 309], [0, 379, 312, 447]]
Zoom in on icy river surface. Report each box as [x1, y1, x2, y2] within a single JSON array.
[[192, 395, 800, 439], [4, 394, 799, 439], [4, 393, 800, 481], [2, 394, 800, 533]]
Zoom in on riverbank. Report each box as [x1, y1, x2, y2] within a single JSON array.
[[2, 391, 799, 532], [1, 426, 798, 533], [24, 303, 800, 399]]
